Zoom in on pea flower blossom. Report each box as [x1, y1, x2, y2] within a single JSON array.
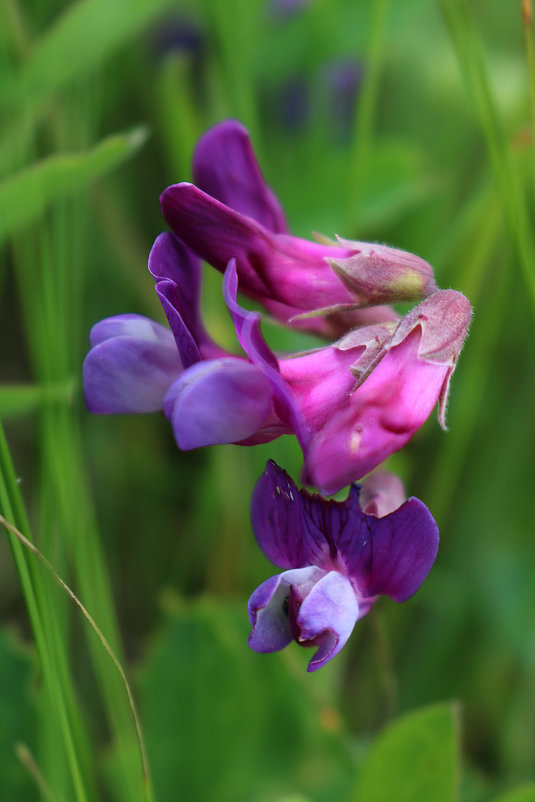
[[248, 461, 439, 671], [83, 227, 471, 493], [160, 119, 437, 338]]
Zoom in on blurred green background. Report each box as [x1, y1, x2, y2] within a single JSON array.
[[1, 0, 535, 800]]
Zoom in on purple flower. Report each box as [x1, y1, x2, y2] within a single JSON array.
[[248, 461, 439, 671], [84, 230, 470, 492], [83, 232, 375, 456], [83, 233, 294, 448], [160, 120, 436, 338]]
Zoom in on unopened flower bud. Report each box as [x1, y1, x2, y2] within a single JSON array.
[[328, 238, 437, 306]]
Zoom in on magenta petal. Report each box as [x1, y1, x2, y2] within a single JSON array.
[[279, 343, 363, 435], [83, 316, 181, 414], [192, 119, 288, 234], [296, 571, 359, 672], [163, 357, 273, 450], [160, 183, 356, 312], [161, 183, 273, 296], [305, 329, 449, 493]]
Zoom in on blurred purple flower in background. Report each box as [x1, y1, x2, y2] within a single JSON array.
[[323, 59, 364, 143], [248, 461, 439, 671], [268, 0, 312, 20]]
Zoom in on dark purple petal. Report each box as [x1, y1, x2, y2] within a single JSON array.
[[148, 232, 222, 363], [83, 316, 181, 413], [163, 357, 273, 450], [192, 119, 288, 234], [334, 489, 439, 602], [161, 182, 274, 295], [251, 461, 330, 569], [251, 461, 439, 603], [296, 570, 359, 672]]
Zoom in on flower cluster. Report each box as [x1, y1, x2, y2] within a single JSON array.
[[84, 119, 471, 669]]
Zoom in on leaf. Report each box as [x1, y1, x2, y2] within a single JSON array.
[[0, 126, 147, 244], [134, 596, 354, 802], [492, 787, 535, 802], [0, 0, 175, 108], [350, 703, 459, 802], [0, 630, 36, 802]]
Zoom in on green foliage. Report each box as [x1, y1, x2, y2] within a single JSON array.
[[1, 0, 535, 800], [0, 127, 147, 245], [136, 596, 353, 802], [0, 381, 73, 418], [0, 632, 36, 802], [492, 788, 535, 802], [350, 704, 459, 802], [1, 0, 177, 107]]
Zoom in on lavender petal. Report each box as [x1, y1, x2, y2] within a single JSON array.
[[296, 571, 359, 672], [163, 357, 273, 450], [83, 317, 181, 414]]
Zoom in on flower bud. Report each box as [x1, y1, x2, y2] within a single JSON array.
[[328, 238, 437, 306]]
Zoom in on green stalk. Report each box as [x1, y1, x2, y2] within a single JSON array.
[[1, 512, 153, 802], [522, 0, 535, 182], [441, 0, 535, 317], [0, 424, 91, 802], [424, 193, 506, 524], [205, 0, 260, 149], [16, 186, 153, 802], [346, 0, 390, 228]]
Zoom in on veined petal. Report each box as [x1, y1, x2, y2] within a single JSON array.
[[163, 357, 273, 450], [251, 460, 331, 569], [335, 488, 439, 602], [295, 571, 359, 672], [251, 461, 439, 603], [83, 317, 181, 414], [192, 119, 288, 234]]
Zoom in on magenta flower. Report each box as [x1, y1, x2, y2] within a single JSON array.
[[303, 289, 473, 493], [248, 462, 439, 671], [160, 120, 436, 337]]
